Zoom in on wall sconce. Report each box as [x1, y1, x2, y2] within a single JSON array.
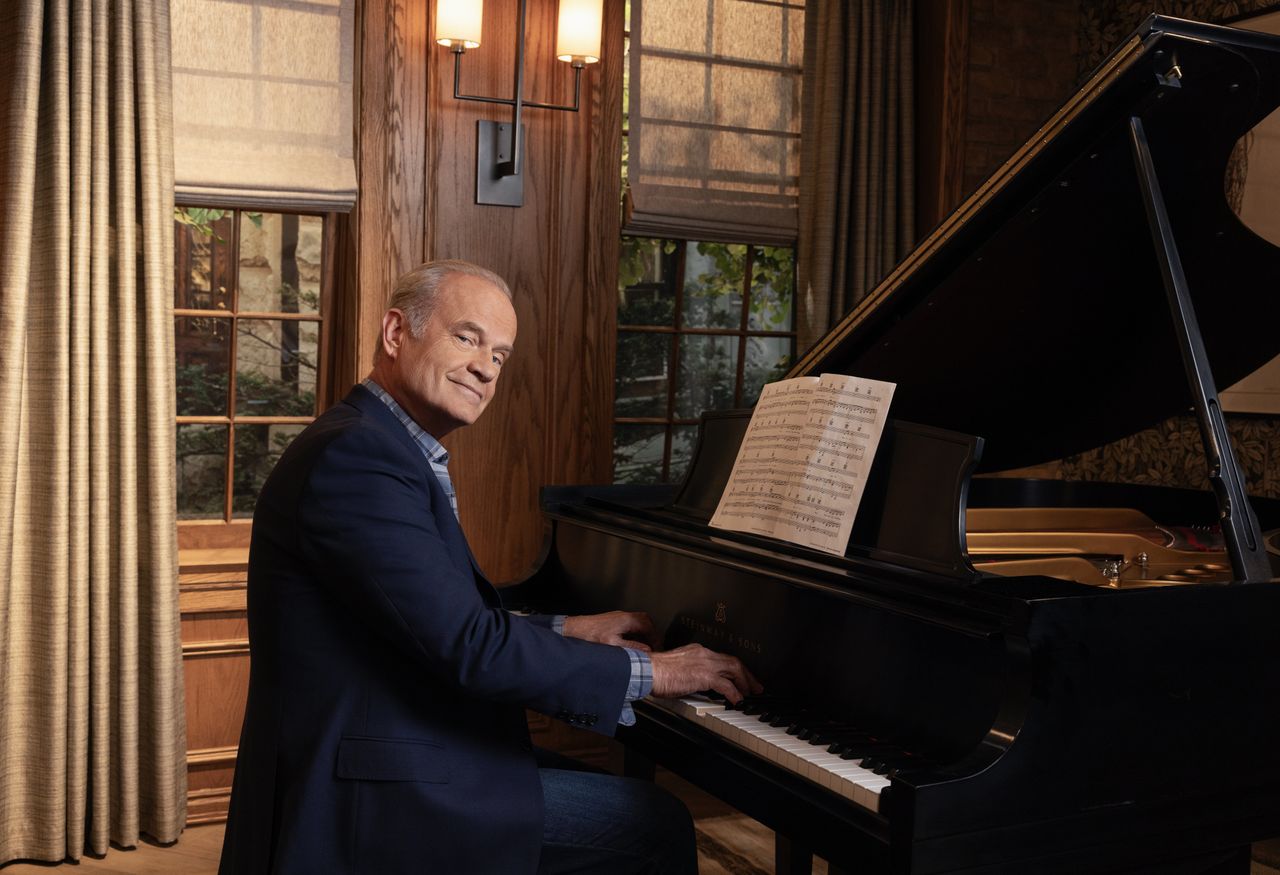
[[437, 0, 602, 207]]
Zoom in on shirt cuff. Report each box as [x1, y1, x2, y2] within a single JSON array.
[[551, 614, 567, 635], [617, 647, 653, 728]]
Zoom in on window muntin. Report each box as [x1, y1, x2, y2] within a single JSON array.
[[613, 237, 795, 484], [174, 208, 327, 520]]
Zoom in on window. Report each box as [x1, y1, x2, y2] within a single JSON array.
[[174, 208, 329, 521], [614, 2, 801, 485], [613, 238, 795, 484]]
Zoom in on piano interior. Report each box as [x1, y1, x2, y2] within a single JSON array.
[[965, 503, 1236, 588]]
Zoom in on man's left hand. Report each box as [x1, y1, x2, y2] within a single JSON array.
[[563, 611, 658, 652]]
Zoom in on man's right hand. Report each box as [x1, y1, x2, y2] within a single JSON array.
[[649, 644, 762, 705]]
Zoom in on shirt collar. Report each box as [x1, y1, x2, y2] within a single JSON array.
[[360, 378, 450, 465]]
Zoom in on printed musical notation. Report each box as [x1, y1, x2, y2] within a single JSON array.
[[709, 373, 896, 555]]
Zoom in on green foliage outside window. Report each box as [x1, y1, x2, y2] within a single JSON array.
[[613, 237, 796, 484], [174, 207, 325, 520]]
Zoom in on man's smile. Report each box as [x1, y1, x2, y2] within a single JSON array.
[[451, 379, 483, 401]]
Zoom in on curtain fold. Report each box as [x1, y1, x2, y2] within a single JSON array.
[[0, 0, 186, 863], [797, 0, 914, 352]]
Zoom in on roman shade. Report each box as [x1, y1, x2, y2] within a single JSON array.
[[170, 0, 356, 210]]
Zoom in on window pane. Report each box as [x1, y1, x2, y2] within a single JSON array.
[[615, 331, 671, 417], [177, 424, 227, 519], [619, 237, 676, 326], [235, 319, 319, 416], [682, 242, 745, 329], [669, 424, 699, 484], [742, 336, 793, 405], [748, 245, 795, 331], [675, 335, 738, 418], [238, 212, 323, 315], [175, 316, 232, 415], [613, 423, 666, 484], [232, 423, 306, 517], [174, 210, 234, 310]]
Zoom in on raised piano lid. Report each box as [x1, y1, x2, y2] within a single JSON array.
[[789, 15, 1280, 474]]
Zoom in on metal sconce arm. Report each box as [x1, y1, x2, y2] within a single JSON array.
[[444, 0, 593, 205]]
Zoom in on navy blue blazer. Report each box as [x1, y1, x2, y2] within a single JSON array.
[[218, 385, 632, 874]]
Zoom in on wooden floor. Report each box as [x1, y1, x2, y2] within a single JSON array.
[[2, 774, 1278, 874]]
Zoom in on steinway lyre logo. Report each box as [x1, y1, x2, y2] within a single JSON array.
[[714, 601, 727, 624]]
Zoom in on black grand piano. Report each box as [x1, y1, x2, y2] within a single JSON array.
[[518, 16, 1280, 874]]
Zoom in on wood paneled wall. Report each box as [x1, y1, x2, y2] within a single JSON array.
[[914, 0, 1085, 234], [914, 0, 971, 237], [179, 557, 250, 826], [342, 0, 624, 583]]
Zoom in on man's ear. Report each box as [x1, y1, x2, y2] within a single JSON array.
[[380, 308, 407, 360]]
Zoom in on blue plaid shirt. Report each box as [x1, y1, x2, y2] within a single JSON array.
[[362, 379, 651, 725]]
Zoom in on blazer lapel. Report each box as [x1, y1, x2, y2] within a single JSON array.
[[344, 385, 500, 598]]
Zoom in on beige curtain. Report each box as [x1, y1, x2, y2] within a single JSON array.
[[625, 0, 804, 245], [0, 0, 186, 863], [797, 0, 914, 351]]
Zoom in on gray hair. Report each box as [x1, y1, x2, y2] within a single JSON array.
[[375, 260, 512, 362]]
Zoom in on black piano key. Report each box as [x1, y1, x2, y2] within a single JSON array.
[[826, 734, 878, 754], [861, 752, 916, 774], [805, 723, 863, 743], [837, 743, 896, 760], [787, 718, 831, 736], [725, 692, 785, 713], [766, 711, 812, 727], [756, 706, 806, 725]]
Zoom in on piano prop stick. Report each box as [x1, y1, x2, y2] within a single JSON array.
[[709, 374, 895, 555]]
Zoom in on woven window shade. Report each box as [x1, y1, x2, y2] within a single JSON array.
[[625, 0, 803, 245], [171, 0, 356, 211]]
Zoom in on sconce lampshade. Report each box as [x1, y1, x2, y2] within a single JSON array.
[[556, 0, 602, 64], [437, 0, 483, 49]]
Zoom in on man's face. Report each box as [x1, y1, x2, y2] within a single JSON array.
[[389, 273, 517, 438]]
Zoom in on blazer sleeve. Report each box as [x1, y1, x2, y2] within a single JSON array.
[[295, 424, 632, 733]]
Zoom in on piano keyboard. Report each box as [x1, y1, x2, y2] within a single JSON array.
[[647, 695, 897, 812]]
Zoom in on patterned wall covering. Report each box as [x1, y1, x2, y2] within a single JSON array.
[[1058, 415, 1280, 497], [1049, 1, 1280, 499], [1077, 1, 1280, 75]]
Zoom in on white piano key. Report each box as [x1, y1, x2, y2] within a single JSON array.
[[645, 698, 890, 814]]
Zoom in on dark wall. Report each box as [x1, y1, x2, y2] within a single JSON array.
[[961, 0, 1081, 197]]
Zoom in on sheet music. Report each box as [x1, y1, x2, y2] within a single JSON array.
[[710, 373, 896, 555]]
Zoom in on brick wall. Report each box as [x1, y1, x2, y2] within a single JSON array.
[[961, 0, 1082, 197]]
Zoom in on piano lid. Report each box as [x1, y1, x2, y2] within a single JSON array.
[[790, 16, 1280, 472]]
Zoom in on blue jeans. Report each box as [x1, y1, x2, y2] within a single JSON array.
[[536, 755, 697, 875]]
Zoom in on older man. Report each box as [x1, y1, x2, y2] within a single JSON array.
[[219, 260, 759, 874]]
